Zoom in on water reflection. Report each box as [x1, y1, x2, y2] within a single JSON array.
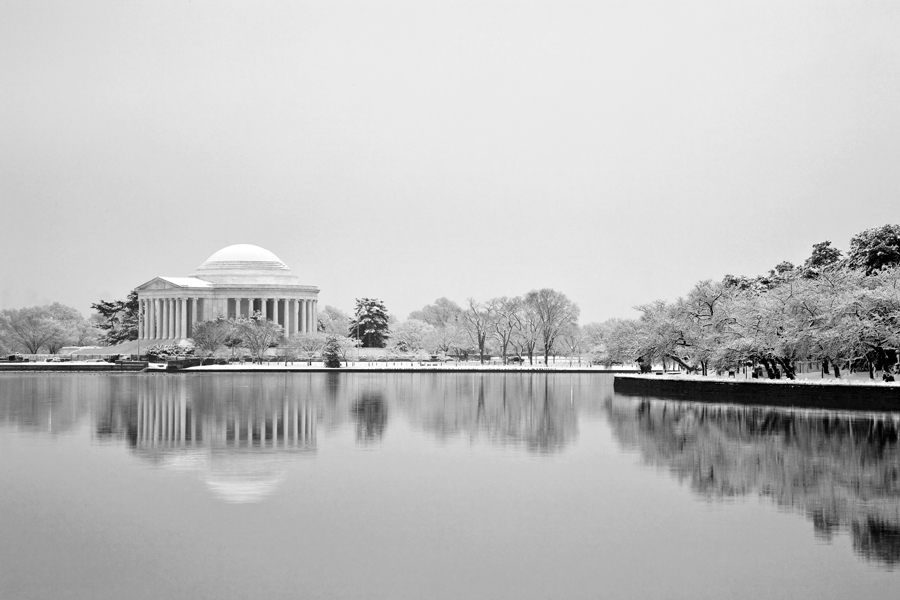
[[0, 375, 104, 435], [99, 376, 318, 503], [3, 373, 900, 570], [606, 396, 900, 567], [87, 374, 582, 501], [352, 391, 388, 444], [404, 375, 579, 452]]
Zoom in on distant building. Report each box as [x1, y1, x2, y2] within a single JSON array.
[[135, 244, 319, 341]]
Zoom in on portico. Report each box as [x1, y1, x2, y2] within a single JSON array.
[[135, 245, 319, 342]]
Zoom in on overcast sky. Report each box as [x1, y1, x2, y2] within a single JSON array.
[[2, 1, 898, 323]]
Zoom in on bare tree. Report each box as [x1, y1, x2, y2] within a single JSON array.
[[237, 312, 284, 363], [558, 324, 587, 365], [488, 296, 522, 364], [511, 301, 541, 365], [191, 317, 236, 364], [0, 304, 88, 354], [431, 323, 465, 357], [524, 289, 581, 365], [289, 332, 326, 364], [463, 298, 492, 364]]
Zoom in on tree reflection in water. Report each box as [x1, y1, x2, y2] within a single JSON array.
[[606, 397, 900, 567], [409, 374, 579, 454], [351, 391, 387, 444]]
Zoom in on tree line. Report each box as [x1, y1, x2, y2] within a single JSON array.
[[586, 224, 900, 379], [11, 223, 895, 371]]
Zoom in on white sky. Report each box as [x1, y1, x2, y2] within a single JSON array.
[[2, 1, 899, 323]]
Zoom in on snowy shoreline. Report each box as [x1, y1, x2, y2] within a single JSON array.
[[618, 373, 900, 388], [614, 374, 900, 413]]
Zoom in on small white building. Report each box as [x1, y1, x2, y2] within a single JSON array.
[[135, 244, 319, 342]]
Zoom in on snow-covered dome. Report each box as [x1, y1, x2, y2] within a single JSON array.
[[192, 244, 300, 285]]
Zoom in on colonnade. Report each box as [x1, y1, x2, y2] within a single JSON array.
[[138, 296, 318, 340], [135, 387, 317, 450]]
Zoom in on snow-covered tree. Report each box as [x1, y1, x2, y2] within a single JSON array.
[[848, 224, 900, 274], [390, 319, 435, 354], [348, 298, 390, 348]]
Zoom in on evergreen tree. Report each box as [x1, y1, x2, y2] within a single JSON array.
[[92, 290, 139, 345], [804, 240, 842, 269], [348, 298, 390, 348], [322, 334, 343, 368]]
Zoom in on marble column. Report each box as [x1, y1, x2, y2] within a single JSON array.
[[149, 299, 156, 339], [302, 299, 309, 333], [161, 299, 167, 340], [312, 300, 317, 332], [288, 299, 296, 335], [261, 297, 268, 321], [172, 298, 179, 339], [299, 299, 305, 333], [169, 298, 175, 339], [301, 299, 307, 333], [180, 298, 187, 340], [187, 298, 195, 337], [306, 300, 313, 334]]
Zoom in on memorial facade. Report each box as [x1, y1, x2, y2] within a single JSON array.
[[135, 244, 319, 341]]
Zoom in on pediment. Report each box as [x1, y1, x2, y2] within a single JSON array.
[[135, 277, 178, 291]]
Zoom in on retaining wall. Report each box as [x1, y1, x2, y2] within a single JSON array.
[[613, 375, 900, 413]]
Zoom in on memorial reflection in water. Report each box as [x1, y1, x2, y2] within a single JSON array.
[[113, 376, 318, 504], [606, 396, 900, 567]]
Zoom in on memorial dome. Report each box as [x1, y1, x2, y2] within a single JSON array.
[[192, 244, 300, 285]]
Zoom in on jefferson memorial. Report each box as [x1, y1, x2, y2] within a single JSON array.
[[135, 244, 319, 341]]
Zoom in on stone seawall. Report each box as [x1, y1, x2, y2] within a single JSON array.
[[613, 375, 900, 413]]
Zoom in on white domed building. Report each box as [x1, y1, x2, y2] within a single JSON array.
[[135, 244, 319, 341]]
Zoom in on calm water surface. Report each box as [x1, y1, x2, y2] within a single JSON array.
[[1, 372, 898, 599]]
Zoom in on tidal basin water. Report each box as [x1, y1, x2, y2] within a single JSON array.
[[1, 373, 898, 599]]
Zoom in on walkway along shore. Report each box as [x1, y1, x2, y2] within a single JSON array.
[[614, 374, 900, 413]]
